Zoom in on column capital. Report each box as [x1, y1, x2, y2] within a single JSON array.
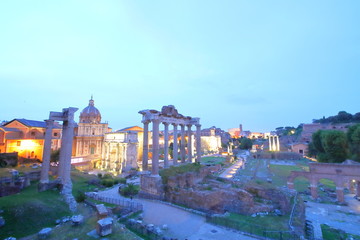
[[163, 122, 169, 126], [142, 120, 150, 124], [152, 118, 160, 124], [186, 124, 192, 128], [195, 124, 201, 128]]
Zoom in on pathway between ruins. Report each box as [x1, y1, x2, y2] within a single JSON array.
[[96, 185, 258, 240], [218, 151, 248, 179], [305, 194, 360, 239]]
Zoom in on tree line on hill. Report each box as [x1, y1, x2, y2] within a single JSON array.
[[308, 124, 360, 163], [313, 111, 360, 124]]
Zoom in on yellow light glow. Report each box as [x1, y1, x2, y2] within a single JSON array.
[[19, 140, 37, 150]]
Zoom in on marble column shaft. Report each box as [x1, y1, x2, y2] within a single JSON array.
[[152, 119, 160, 175], [196, 124, 201, 162], [164, 123, 169, 168], [142, 121, 149, 171], [356, 182, 360, 197], [187, 125, 192, 163], [40, 119, 54, 184], [173, 124, 178, 165], [180, 124, 186, 163], [60, 120, 76, 188]]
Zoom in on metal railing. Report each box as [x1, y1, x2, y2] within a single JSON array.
[[86, 192, 143, 212]]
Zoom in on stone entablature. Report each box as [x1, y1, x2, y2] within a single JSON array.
[[288, 161, 360, 203], [139, 105, 201, 176]]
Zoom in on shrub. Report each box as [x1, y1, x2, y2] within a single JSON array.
[[120, 183, 139, 198], [114, 178, 126, 184], [103, 173, 113, 179], [75, 191, 86, 202], [97, 173, 103, 179], [101, 179, 114, 187]]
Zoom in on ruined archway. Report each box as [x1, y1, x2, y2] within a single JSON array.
[[288, 161, 360, 203]]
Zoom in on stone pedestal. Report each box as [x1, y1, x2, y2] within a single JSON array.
[[96, 204, 108, 219], [96, 217, 113, 237], [139, 173, 164, 200]]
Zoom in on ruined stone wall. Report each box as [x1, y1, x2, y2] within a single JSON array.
[[163, 165, 291, 215]]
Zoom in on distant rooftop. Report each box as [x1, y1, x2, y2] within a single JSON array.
[[5, 118, 62, 129]]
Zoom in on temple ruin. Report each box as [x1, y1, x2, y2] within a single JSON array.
[[39, 107, 78, 197], [138, 105, 201, 198]]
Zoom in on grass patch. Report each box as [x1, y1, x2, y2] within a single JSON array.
[[321, 224, 360, 240], [200, 156, 226, 165], [159, 163, 202, 183], [21, 204, 141, 240], [209, 212, 295, 239], [71, 169, 98, 194], [0, 182, 71, 239], [0, 169, 100, 239]]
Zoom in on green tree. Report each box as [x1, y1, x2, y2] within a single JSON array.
[[312, 130, 325, 153], [347, 124, 360, 162], [239, 137, 252, 150], [50, 149, 60, 163], [311, 130, 348, 163], [169, 142, 174, 158], [320, 130, 348, 163]]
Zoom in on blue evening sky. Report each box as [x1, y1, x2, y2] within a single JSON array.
[[0, 1, 359, 132]]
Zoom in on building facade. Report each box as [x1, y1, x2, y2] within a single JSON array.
[[0, 119, 62, 160], [73, 97, 110, 160]]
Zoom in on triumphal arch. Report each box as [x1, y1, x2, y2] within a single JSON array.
[[288, 160, 360, 203], [138, 105, 201, 198]]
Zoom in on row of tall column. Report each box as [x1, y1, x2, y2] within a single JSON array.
[[142, 120, 201, 175], [269, 135, 280, 151]]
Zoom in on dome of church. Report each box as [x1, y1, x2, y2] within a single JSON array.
[[79, 97, 101, 124]]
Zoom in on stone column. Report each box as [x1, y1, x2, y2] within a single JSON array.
[[187, 125, 192, 163], [60, 119, 76, 194], [40, 119, 54, 184], [172, 124, 178, 165], [310, 182, 318, 200], [276, 136, 280, 151], [195, 124, 201, 162], [152, 119, 160, 175], [336, 182, 345, 203], [287, 181, 294, 189], [356, 181, 360, 197], [163, 123, 169, 168], [180, 124, 186, 163], [142, 121, 149, 171], [268, 136, 272, 151]]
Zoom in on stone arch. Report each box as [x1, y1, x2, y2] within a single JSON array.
[[287, 171, 311, 189]]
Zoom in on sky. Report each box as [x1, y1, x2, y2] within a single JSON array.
[[0, 1, 359, 132]]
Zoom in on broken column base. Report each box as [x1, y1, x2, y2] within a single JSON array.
[[60, 182, 77, 212], [138, 172, 164, 200], [38, 179, 61, 192]]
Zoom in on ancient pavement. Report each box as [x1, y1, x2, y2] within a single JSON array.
[[96, 185, 258, 240], [305, 194, 360, 239]]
